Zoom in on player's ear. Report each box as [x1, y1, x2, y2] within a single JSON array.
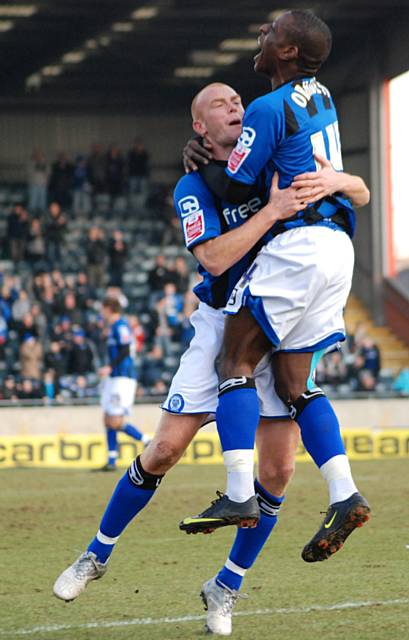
[[279, 44, 298, 61], [192, 119, 207, 137]]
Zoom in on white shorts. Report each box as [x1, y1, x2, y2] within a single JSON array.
[[163, 302, 288, 418], [225, 226, 354, 352], [100, 376, 137, 417]]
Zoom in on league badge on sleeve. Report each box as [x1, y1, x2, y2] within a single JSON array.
[[183, 211, 205, 245], [178, 195, 201, 218], [227, 126, 256, 174]]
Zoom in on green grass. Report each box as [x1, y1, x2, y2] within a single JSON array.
[[1, 460, 409, 640]]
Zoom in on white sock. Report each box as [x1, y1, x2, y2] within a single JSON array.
[[319, 454, 358, 504], [223, 449, 255, 502]]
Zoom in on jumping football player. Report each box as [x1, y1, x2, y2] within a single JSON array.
[[181, 9, 371, 565]]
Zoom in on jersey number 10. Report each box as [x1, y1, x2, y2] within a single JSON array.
[[310, 121, 343, 171]]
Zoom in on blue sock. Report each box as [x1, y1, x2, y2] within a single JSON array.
[[88, 456, 163, 563], [122, 423, 145, 441], [107, 429, 118, 466], [297, 396, 345, 468], [216, 480, 284, 591], [216, 379, 259, 451]]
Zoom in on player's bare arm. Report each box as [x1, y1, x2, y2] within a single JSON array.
[[193, 173, 305, 276], [292, 154, 370, 207]]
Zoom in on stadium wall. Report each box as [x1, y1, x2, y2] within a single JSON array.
[[0, 400, 408, 469]]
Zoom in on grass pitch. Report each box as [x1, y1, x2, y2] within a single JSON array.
[[1, 460, 408, 640]]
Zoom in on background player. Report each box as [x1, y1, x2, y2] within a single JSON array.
[[98, 296, 150, 471], [181, 10, 371, 564]]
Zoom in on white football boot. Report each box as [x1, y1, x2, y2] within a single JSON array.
[[200, 577, 242, 636], [53, 551, 107, 602]]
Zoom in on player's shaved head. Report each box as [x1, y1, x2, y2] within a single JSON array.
[[191, 82, 237, 120], [282, 10, 332, 74]]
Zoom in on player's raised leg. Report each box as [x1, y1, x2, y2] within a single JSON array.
[[273, 350, 371, 562], [202, 418, 299, 635], [180, 308, 270, 534], [53, 412, 205, 601]]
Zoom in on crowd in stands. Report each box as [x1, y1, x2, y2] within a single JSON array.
[[0, 256, 197, 402], [0, 140, 408, 403], [27, 139, 150, 216]]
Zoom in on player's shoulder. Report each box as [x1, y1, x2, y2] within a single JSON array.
[[174, 171, 208, 197], [244, 90, 285, 122], [174, 171, 214, 217]]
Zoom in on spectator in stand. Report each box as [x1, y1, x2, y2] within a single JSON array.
[[86, 227, 106, 290], [18, 311, 38, 342], [161, 214, 184, 248], [73, 155, 92, 216], [45, 340, 67, 382], [354, 336, 381, 380], [0, 280, 17, 331], [49, 152, 74, 208], [320, 351, 349, 388], [173, 256, 190, 294], [43, 369, 58, 401], [1, 375, 18, 401], [17, 378, 43, 400], [128, 138, 150, 203], [38, 280, 57, 325], [27, 149, 49, 214], [147, 254, 172, 307], [106, 145, 125, 203], [26, 218, 47, 271], [128, 314, 145, 354], [45, 202, 67, 268], [75, 272, 94, 310], [7, 203, 29, 266], [19, 334, 43, 381], [51, 316, 73, 350], [392, 368, 409, 395], [60, 291, 84, 326], [108, 230, 128, 287], [356, 369, 377, 393], [139, 328, 165, 391], [31, 302, 47, 340], [11, 290, 31, 327], [88, 143, 106, 195], [67, 328, 95, 375], [0, 307, 8, 362], [156, 282, 184, 353]]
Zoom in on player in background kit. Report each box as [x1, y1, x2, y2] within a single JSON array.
[[97, 297, 150, 471]]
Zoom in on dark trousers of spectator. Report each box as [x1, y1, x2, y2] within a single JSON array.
[[88, 264, 105, 289], [10, 238, 26, 264], [46, 241, 62, 268], [109, 266, 124, 288]]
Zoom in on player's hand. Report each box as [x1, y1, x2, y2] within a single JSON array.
[[291, 154, 342, 203], [183, 137, 213, 173], [264, 173, 307, 221], [98, 366, 112, 378]]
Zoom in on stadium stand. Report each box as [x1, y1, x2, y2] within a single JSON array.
[[0, 151, 408, 405]]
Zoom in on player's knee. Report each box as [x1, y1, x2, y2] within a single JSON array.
[[144, 438, 182, 473], [258, 461, 295, 495], [216, 346, 257, 380], [105, 415, 123, 430], [274, 378, 308, 406]]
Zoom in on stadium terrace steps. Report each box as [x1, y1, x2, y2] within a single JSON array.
[[345, 294, 409, 374]]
